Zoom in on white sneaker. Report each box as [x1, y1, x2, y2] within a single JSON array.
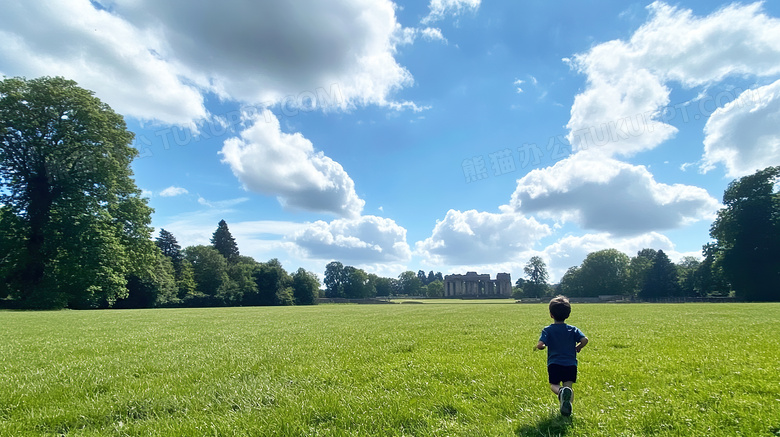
[[559, 386, 573, 416]]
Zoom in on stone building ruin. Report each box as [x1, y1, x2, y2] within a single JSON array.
[[443, 272, 512, 297]]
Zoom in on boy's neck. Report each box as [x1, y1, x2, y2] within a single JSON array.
[[553, 320, 566, 324]]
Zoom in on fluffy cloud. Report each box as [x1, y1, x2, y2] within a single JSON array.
[[290, 215, 411, 264], [702, 79, 780, 177], [220, 111, 365, 218], [422, 0, 481, 24], [415, 209, 551, 265], [97, 0, 412, 110], [0, 0, 206, 126], [159, 186, 189, 197], [566, 1, 780, 158], [0, 0, 416, 126], [510, 155, 719, 235]]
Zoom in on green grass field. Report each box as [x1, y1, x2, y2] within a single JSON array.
[[2, 303, 779, 436]]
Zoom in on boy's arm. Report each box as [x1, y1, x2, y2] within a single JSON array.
[[536, 341, 546, 350], [575, 337, 588, 353]]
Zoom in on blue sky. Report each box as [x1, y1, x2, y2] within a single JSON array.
[[3, 0, 780, 282]]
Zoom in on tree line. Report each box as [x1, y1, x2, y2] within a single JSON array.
[[514, 166, 779, 302], [322, 262, 445, 299], [118, 220, 320, 308]]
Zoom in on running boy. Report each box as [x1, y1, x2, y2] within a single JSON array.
[[536, 295, 588, 417]]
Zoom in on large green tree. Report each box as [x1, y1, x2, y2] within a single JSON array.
[[639, 250, 680, 299], [710, 166, 780, 301], [292, 268, 320, 305], [324, 261, 346, 298], [576, 249, 631, 297], [628, 248, 657, 296], [523, 256, 550, 297], [398, 270, 423, 296], [184, 245, 229, 305], [0, 76, 155, 308]]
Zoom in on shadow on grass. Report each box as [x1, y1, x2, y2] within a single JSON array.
[[515, 412, 572, 437]]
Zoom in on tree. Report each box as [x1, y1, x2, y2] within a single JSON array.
[[176, 259, 197, 299], [324, 261, 346, 298], [184, 245, 229, 305], [696, 243, 731, 296], [417, 270, 428, 285], [427, 271, 436, 285], [292, 268, 320, 305], [374, 276, 395, 297], [677, 256, 701, 297], [709, 166, 780, 301], [251, 258, 291, 306], [211, 219, 240, 262], [0, 76, 156, 308], [344, 266, 372, 298], [558, 266, 584, 297], [577, 249, 631, 296], [156, 229, 184, 272], [398, 271, 422, 296], [639, 250, 680, 299], [221, 255, 259, 306], [116, 251, 178, 308], [427, 280, 444, 297], [523, 256, 550, 297], [628, 248, 657, 296]]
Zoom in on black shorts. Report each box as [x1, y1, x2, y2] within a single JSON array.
[[548, 364, 577, 384]]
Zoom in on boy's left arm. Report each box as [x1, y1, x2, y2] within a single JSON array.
[[575, 337, 588, 353], [536, 341, 546, 350]]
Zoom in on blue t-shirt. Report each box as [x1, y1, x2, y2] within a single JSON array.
[[539, 323, 586, 367]]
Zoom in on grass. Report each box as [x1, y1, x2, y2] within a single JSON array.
[[1, 303, 779, 436]]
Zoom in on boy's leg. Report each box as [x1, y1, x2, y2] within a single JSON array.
[[562, 381, 574, 402], [549, 383, 561, 396]]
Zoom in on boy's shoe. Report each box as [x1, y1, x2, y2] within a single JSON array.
[[559, 386, 573, 416]]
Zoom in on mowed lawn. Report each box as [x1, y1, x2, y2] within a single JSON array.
[[1, 303, 779, 436]]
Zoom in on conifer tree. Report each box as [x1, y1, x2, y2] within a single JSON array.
[[155, 228, 183, 271], [211, 219, 239, 262]]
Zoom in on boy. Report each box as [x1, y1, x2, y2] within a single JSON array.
[[536, 295, 588, 417]]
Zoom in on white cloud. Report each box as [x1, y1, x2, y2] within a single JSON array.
[[702, 79, 780, 177], [421, 27, 447, 42], [103, 0, 413, 111], [566, 1, 780, 158], [0, 0, 416, 126], [0, 0, 207, 126], [415, 209, 551, 265], [159, 186, 189, 197], [395, 26, 447, 46], [196, 196, 249, 209], [290, 215, 411, 264], [422, 0, 481, 24], [514, 79, 524, 94], [220, 110, 365, 218], [630, 2, 780, 86], [509, 154, 719, 235]]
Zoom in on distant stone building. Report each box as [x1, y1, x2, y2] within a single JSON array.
[[443, 272, 512, 297]]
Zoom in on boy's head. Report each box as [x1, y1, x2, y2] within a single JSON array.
[[549, 295, 571, 322]]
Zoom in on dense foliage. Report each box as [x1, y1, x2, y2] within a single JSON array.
[[709, 166, 779, 301], [0, 77, 156, 308]]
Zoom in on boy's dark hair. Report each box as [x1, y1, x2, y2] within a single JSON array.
[[549, 295, 571, 321]]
